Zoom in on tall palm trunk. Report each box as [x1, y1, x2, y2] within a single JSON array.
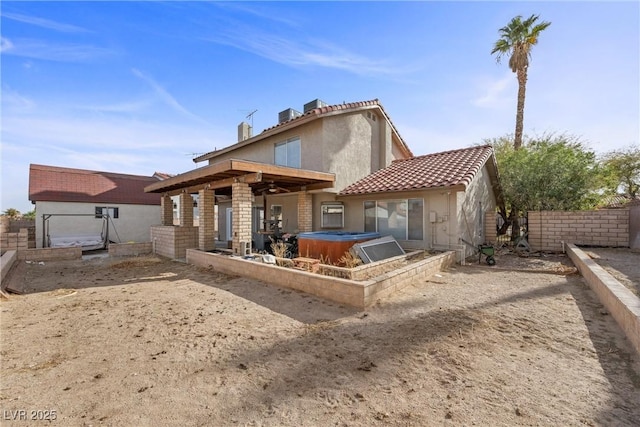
[[514, 67, 528, 149]]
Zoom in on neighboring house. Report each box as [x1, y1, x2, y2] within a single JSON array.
[[145, 98, 503, 259], [29, 164, 163, 249], [597, 194, 640, 209]]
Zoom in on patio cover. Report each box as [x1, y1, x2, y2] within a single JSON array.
[[144, 159, 335, 196]]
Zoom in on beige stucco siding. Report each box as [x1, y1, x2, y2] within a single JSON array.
[[456, 165, 497, 248], [321, 113, 378, 192], [34, 201, 160, 248]]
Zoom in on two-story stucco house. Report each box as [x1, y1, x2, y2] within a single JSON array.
[[144, 98, 502, 261]]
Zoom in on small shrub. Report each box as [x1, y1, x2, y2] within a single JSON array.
[[339, 251, 362, 268], [270, 242, 288, 266]]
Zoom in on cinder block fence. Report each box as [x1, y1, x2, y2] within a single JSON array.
[[528, 209, 629, 252]]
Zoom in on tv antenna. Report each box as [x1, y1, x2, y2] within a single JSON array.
[[245, 109, 258, 128]]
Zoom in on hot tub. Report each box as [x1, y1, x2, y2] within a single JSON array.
[[297, 231, 381, 264]]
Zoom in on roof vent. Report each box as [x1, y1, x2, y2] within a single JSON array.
[[303, 99, 328, 114], [278, 108, 302, 124]]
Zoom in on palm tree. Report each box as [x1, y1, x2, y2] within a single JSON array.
[[492, 14, 551, 149], [2, 208, 21, 219]]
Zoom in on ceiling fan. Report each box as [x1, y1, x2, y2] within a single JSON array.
[[255, 181, 290, 194]]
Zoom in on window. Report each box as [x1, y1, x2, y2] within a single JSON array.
[[275, 137, 301, 168], [321, 202, 344, 228], [363, 199, 423, 240], [95, 206, 119, 219]]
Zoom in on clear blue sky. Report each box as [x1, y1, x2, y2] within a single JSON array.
[[2, 1, 638, 213]]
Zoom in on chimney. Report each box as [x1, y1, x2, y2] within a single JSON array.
[[238, 121, 252, 142]]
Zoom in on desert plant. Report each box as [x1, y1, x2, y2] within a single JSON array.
[[270, 241, 289, 265], [339, 251, 363, 268]]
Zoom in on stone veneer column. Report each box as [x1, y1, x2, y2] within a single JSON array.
[[161, 194, 174, 226], [179, 192, 194, 227], [297, 191, 313, 232], [198, 188, 215, 251], [232, 181, 252, 256]]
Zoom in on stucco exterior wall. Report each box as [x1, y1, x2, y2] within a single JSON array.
[[321, 112, 381, 192], [34, 201, 160, 248], [456, 165, 497, 249]]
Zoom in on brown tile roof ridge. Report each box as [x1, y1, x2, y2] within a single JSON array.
[[338, 145, 495, 196], [194, 98, 413, 162]]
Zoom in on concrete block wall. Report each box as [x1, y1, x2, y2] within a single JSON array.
[[198, 189, 215, 251], [9, 219, 35, 232], [1, 229, 29, 252], [17, 247, 82, 261], [179, 193, 194, 227], [231, 182, 252, 256], [186, 249, 456, 309], [109, 242, 153, 257], [528, 209, 629, 252], [297, 192, 313, 232], [320, 251, 424, 281], [151, 225, 198, 259], [161, 195, 173, 226], [484, 211, 497, 244]]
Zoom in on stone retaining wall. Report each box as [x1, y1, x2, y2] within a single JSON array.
[[16, 247, 82, 261], [109, 242, 153, 257], [186, 249, 455, 309]]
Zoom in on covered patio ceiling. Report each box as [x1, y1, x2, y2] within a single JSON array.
[[144, 159, 335, 197]]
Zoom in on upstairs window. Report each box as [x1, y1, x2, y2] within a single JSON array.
[[275, 137, 301, 168]]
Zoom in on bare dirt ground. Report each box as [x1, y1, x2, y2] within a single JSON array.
[[1, 251, 639, 426]]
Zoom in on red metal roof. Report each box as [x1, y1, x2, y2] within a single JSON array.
[[339, 145, 496, 196], [29, 164, 162, 205]]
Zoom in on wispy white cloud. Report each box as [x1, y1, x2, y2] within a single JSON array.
[[204, 27, 401, 76], [472, 73, 515, 108], [212, 2, 300, 28], [77, 99, 154, 115], [2, 12, 90, 33], [1, 86, 36, 111], [131, 68, 209, 124], [1, 38, 117, 62], [1, 36, 14, 52]]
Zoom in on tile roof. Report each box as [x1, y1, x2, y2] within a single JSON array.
[[598, 194, 640, 209], [339, 145, 496, 196], [29, 164, 162, 205], [193, 98, 413, 162]]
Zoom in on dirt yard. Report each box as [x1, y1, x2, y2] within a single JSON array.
[[1, 251, 639, 426]]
